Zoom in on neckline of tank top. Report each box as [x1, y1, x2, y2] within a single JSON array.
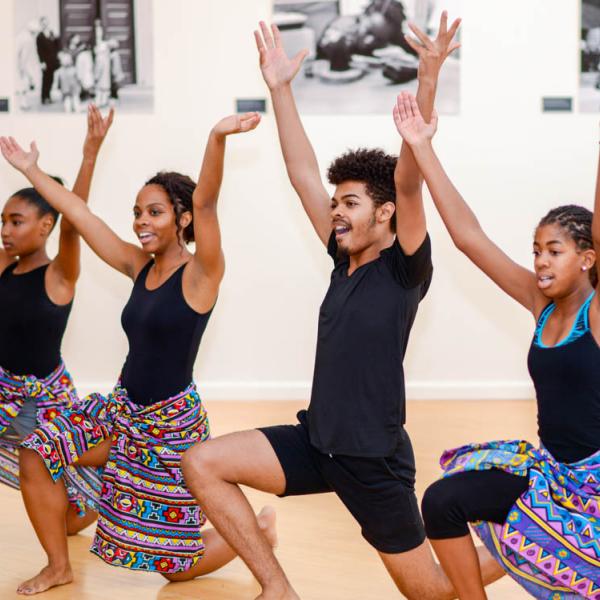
[[8, 262, 50, 277], [536, 291, 596, 349], [142, 259, 189, 292]]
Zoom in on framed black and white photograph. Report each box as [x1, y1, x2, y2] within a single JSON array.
[[272, 0, 460, 115], [15, 0, 153, 114], [581, 0, 600, 112]]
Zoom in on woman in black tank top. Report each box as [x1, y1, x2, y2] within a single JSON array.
[[393, 95, 600, 598], [0, 113, 276, 595], [0, 106, 112, 526]]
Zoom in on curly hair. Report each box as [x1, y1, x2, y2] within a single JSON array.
[[327, 148, 397, 230], [538, 204, 598, 288], [11, 176, 64, 231], [145, 172, 196, 245]]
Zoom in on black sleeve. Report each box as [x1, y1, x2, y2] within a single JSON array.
[[382, 234, 433, 291]]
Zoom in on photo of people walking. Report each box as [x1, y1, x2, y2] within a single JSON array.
[[15, 0, 153, 114]]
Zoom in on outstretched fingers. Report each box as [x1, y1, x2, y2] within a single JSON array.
[[439, 10, 448, 36], [408, 94, 421, 120], [397, 93, 409, 122], [408, 22, 433, 51], [259, 21, 275, 50], [271, 23, 283, 48]]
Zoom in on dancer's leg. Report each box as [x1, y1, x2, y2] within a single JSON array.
[[182, 430, 298, 600], [422, 470, 527, 599], [17, 438, 112, 595], [162, 506, 278, 582]]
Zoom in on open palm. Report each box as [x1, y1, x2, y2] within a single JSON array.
[[254, 21, 308, 90], [405, 11, 461, 80], [0, 136, 39, 173], [83, 104, 115, 159], [393, 93, 437, 146]]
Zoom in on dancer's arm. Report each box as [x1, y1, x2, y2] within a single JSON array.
[[52, 105, 114, 284], [593, 149, 600, 291], [0, 137, 147, 280], [394, 94, 546, 315], [186, 112, 261, 309], [255, 21, 331, 245], [393, 12, 460, 254]]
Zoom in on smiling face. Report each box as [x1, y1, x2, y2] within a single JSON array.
[[533, 223, 595, 298], [1, 195, 54, 258], [133, 184, 191, 255], [330, 180, 395, 256]]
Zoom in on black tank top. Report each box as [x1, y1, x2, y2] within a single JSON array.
[[120, 260, 212, 405], [0, 263, 72, 377], [527, 292, 600, 463]]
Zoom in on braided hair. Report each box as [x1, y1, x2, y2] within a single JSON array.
[[10, 176, 64, 231], [145, 172, 195, 245], [538, 204, 598, 288]]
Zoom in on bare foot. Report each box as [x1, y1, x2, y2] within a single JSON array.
[[257, 505, 278, 548], [255, 586, 300, 600], [17, 564, 73, 595]]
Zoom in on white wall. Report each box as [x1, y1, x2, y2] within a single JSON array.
[[0, 0, 595, 401]]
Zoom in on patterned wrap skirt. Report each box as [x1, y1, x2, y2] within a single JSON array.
[[22, 380, 211, 573], [441, 440, 600, 599], [0, 361, 101, 514]]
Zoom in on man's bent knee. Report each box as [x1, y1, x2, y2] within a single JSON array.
[[181, 442, 220, 487]]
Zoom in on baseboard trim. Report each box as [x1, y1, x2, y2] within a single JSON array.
[[75, 380, 535, 401]]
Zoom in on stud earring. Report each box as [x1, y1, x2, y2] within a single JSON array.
[[582, 266, 588, 272]]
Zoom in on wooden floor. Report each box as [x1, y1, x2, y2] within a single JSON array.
[[0, 400, 538, 599]]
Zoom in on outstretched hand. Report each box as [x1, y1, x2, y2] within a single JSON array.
[[254, 21, 308, 90], [405, 11, 461, 81], [83, 104, 114, 159], [212, 112, 261, 138], [0, 136, 39, 174], [393, 92, 437, 147]]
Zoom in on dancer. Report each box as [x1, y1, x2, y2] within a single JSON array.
[[182, 16, 502, 600], [0, 111, 275, 596], [394, 92, 600, 598], [0, 105, 112, 519]]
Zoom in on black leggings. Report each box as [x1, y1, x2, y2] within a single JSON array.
[[421, 469, 529, 539]]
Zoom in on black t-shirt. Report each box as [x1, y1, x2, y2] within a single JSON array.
[[306, 233, 433, 457]]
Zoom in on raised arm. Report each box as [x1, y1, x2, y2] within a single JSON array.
[[593, 149, 600, 292], [187, 112, 261, 307], [255, 21, 330, 245], [52, 105, 114, 284], [0, 136, 147, 280], [395, 94, 546, 314], [393, 12, 460, 254]]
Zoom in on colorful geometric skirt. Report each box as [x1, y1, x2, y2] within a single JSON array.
[[22, 381, 211, 573], [441, 440, 600, 599], [0, 361, 101, 514]]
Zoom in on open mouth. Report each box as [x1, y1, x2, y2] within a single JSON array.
[[334, 225, 351, 238], [537, 274, 554, 289], [137, 232, 156, 245]]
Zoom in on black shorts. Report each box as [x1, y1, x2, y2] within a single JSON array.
[[258, 410, 425, 554]]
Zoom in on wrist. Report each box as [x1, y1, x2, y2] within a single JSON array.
[[81, 153, 97, 164], [269, 82, 291, 96], [209, 127, 226, 142], [411, 138, 433, 155], [23, 163, 39, 179]]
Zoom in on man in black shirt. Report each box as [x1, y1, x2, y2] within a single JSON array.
[[183, 14, 502, 600]]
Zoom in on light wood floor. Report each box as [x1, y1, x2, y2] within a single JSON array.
[[0, 400, 538, 599]]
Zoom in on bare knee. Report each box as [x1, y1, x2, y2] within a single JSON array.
[[181, 442, 221, 489]]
